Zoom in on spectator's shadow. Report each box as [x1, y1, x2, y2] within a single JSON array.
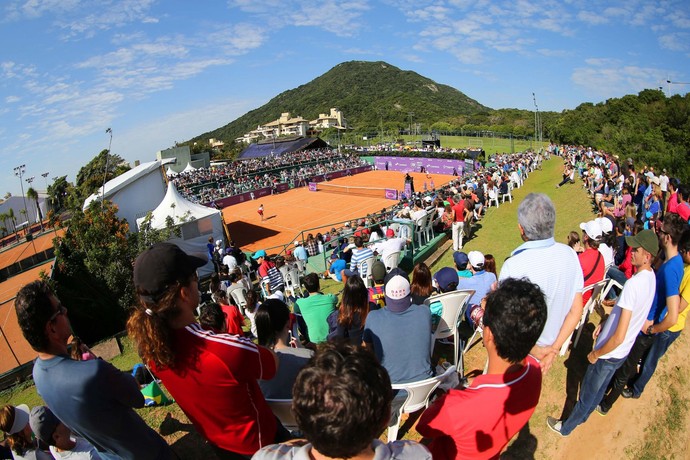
[[501, 422, 537, 459], [161, 413, 220, 459], [227, 221, 280, 246], [559, 321, 596, 420]]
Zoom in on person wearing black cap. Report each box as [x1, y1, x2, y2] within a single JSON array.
[[127, 243, 286, 459], [29, 406, 100, 459], [14, 281, 173, 460]]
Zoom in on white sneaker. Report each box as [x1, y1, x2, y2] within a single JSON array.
[[546, 416, 568, 437]]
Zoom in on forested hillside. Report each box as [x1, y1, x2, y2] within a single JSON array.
[[552, 89, 690, 180]]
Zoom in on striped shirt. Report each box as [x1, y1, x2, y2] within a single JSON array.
[[350, 246, 374, 274]]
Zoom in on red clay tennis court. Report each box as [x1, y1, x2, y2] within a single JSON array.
[[222, 170, 454, 252]]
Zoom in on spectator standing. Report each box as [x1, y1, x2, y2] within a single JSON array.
[[499, 193, 584, 372], [548, 230, 657, 434]]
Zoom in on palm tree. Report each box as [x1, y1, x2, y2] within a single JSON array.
[[27, 187, 44, 232], [7, 208, 18, 239]]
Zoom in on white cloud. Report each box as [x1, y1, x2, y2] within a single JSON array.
[[5, 96, 20, 103], [659, 33, 689, 51], [572, 59, 668, 98], [577, 10, 609, 25]]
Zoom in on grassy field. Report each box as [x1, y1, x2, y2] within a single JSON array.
[[4, 156, 689, 459], [346, 134, 548, 155]]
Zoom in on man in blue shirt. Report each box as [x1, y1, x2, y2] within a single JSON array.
[[14, 281, 174, 460], [458, 251, 497, 322]]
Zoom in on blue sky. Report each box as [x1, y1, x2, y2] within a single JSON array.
[[1, 0, 689, 196]]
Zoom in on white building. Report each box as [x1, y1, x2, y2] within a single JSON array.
[[235, 108, 347, 144]]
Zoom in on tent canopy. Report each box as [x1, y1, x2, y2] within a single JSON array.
[[182, 162, 196, 173], [140, 182, 219, 229]]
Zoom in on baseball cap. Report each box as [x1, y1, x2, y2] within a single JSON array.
[[252, 249, 267, 259], [596, 217, 613, 234], [371, 261, 387, 283], [134, 243, 207, 296], [30, 406, 60, 446], [384, 275, 411, 312], [385, 228, 395, 238], [453, 251, 469, 268], [580, 220, 602, 240], [424, 196, 433, 203], [625, 229, 659, 256], [294, 240, 301, 246], [651, 176, 660, 185], [625, 216, 635, 228], [434, 267, 459, 292], [467, 251, 485, 269], [8, 404, 30, 435], [384, 267, 409, 286]]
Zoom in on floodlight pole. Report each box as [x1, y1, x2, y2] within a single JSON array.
[[13, 164, 29, 230], [666, 80, 690, 95], [41, 172, 49, 191]]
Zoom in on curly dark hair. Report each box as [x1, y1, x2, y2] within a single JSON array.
[[127, 272, 195, 370], [292, 342, 392, 458], [482, 278, 547, 363], [14, 280, 55, 352]]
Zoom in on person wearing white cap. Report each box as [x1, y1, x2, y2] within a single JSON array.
[[578, 220, 606, 305], [595, 217, 615, 267], [499, 194, 584, 373], [0, 404, 52, 460], [362, 271, 433, 384], [458, 251, 497, 322]]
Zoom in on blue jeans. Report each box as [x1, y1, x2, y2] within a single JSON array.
[[561, 355, 626, 436], [631, 329, 682, 397]]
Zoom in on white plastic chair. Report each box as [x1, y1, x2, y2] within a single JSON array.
[[425, 290, 475, 378], [423, 210, 435, 243], [383, 251, 401, 271], [358, 256, 376, 288], [559, 279, 608, 356], [488, 188, 499, 208], [388, 365, 457, 442], [414, 213, 429, 247], [266, 399, 299, 432], [228, 287, 248, 315], [501, 183, 513, 203]]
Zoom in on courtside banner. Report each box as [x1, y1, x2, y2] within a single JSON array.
[[308, 182, 317, 191], [375, 156, 464, 176], [385, 189, 398, 200]]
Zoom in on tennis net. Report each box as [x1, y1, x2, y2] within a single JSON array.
[[315, 182, 390, 199]]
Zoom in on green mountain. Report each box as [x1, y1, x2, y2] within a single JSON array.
[[190, 61, 491, 144]]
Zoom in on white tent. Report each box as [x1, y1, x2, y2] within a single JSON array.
[[83, 159, 176, 232], [182, 162, 196, 173], [137, 182, 222, 277], [166, 166, 177, 177]]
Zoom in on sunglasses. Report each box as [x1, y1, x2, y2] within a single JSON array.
[[49, 303, 67, 322]]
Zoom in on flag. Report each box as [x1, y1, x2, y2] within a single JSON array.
[[141, 381, 172, 406]]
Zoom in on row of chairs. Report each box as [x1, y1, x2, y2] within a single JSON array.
[[266, 289, 476, 441]]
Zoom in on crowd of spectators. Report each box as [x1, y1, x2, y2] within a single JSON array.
[[11, 143, 690, 459], [170, 150, 368, 204]]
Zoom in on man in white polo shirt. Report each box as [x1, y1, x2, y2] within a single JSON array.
[[499, 193, 584, 372]]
